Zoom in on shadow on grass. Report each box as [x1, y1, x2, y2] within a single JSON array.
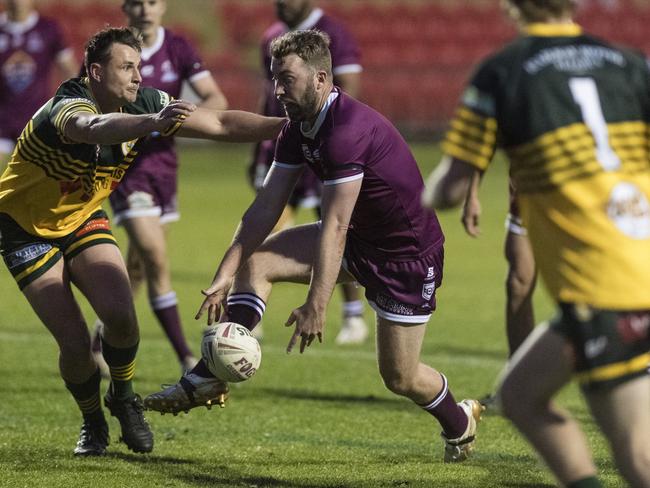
[[257, 386, 403, 408]]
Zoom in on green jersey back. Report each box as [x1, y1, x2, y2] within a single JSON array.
[[0, 77, 181, 238], [443, 23, 650, 309]]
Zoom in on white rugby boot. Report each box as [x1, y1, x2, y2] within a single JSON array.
[[144, 372, 229, 415], [335, 316, 369, 345], [441, 399, 485, 463]]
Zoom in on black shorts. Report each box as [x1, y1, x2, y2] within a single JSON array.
[[551, 303, 650, 391], [0, 210, 117, 290]]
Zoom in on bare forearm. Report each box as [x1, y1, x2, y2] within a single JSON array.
[[178, 108, 285, 142], [306, 222, 347, 312], [72, 113, 159, 145]]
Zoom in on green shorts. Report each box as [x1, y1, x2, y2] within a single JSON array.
[[551, 303, 650, 391], [0, 210, 117, 290]]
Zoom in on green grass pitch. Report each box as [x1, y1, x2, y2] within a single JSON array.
[[0, 142, 625, 487]]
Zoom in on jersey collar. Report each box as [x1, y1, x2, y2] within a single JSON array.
[[293, 8, 324, 31], [140, 26, 165, 62], [300, 89, 339, 139], [525, 23, 582, 37]]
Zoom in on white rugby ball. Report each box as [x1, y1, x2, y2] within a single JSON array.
[[201, 322, 261, 383]]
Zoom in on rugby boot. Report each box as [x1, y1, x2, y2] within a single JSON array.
[[104, 393, 153, 453], [442, 399, 485, 463], [144, 373, 229, 415], [335, 316, 369, 345], [73, 419, 109, 456]]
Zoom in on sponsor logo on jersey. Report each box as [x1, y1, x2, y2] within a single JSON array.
[[584, 336, 608, 359], [76, 217, 111, 237], [617, 313, 650, 343], [121, 138, 138, 156], [5, 242, 53, 269], [606, 182, 650, 239]]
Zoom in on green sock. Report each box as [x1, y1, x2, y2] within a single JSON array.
[[65, 368, 105, 424], [101, 339, 138, 400], [568, 476, 603, 488]]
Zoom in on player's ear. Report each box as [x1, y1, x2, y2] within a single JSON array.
[[315, 70, 327, 88], [88, 63, 103, 83]]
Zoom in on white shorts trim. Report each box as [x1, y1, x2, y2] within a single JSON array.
[[368, 300, 431, 324], [272, 160, 305, 170], [505, 213, 527, 236], [323, 173, 363, 186], [112, 207, 162, 226], [160, 211, 180, 225], [0, 138, 15, 154]]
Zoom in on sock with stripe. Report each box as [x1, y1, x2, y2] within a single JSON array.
[[101, 339, 138, 400], [343, 299, 364, 318], [225, 292, 266, 331], [65, 368, 106, 424], [418, 373, 468, 439], [151, 291, 193, 361]]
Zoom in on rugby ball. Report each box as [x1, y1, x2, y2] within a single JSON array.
[[201, 322, 261, 383]]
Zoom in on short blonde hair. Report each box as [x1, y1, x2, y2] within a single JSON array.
[[505, 0, 576, 23], [270, 29, 332, 77]]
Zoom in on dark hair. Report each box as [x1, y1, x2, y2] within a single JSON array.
[[270, 29, 332, 76], [84, 27, 142, 70], [506, 0, 576, 22]]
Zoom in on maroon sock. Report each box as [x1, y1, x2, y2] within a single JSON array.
[[418, 373, 468, 439], [151, 292, 193, 361], [225, 292, 266, 331]]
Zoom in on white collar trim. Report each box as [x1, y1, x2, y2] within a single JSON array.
[[300, 90, 339, 139], [140, 27, 165, 61], [0, 12, 39, 34], [293, 8, 324, 31]]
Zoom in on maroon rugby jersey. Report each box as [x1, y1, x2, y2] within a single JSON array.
[[0, 12, 70, 140], [274, 89, 443, 258]]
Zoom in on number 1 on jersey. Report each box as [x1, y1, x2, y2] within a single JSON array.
[[569, 77, 621, 171]]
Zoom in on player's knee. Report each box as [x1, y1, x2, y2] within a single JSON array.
[[100, 308, 138, 339], [380, 369, 415, 397], [59, 333, 92, 359]]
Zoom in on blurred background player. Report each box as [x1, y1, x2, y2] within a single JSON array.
[[423, 0, 650, 485], [91, 0, 229, 375], [0, 0, 77, 170], [249, 0, 367, 344]]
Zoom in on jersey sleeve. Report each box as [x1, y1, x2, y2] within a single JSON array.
[[321, 127, 365, 185], [273, 122, 306, 170], [442, 60, 499, 170], [329, 22, 362, 76], [49, 96, 98, 143], [174, 35, 209, 83], [133, 87, 184, 137]]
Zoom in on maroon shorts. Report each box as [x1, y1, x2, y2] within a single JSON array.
[[109, 152, 178, 225], [343, 239, 444, 324]]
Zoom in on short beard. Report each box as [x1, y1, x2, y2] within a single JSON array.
[[285, 81, 318, 122]]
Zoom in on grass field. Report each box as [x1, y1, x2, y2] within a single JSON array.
[[0, 142, 625, 487]]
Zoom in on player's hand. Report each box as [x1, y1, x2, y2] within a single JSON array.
[[152, 99, 196, 131], [195, 275, 233, 325], [285, 303, 324, 354], [462, 194, 482, 238]]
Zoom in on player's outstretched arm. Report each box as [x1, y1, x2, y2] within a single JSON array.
[[64, 100, 197, 145], [286, 177, 362, 354], [176, 108, 286, 143], [196, 165, 302, 324]]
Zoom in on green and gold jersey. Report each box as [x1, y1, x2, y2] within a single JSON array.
[[0, 77, 183, 238], [443, 23, 650, 309]]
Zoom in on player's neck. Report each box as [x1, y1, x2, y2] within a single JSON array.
[[139, 26, 161, 48], [303, 86, 333, 129]]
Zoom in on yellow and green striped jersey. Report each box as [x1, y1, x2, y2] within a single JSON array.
[[443, 24, 650, 309], [0, 77, 182, 238]]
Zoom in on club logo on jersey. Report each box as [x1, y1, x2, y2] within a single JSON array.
[[160, 60, 178, 83], [606, 182, 650, 239], [121, 138, 138, 156], [2, 50, 37, 93]]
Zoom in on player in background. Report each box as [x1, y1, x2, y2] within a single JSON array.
[[91, 0, 229, 376], [146, 30, 484, 464], [0, 27, 284, 457], [0, 0, 77, 170], [250, 0, 367, 345], [423, 0, 650, 485]]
